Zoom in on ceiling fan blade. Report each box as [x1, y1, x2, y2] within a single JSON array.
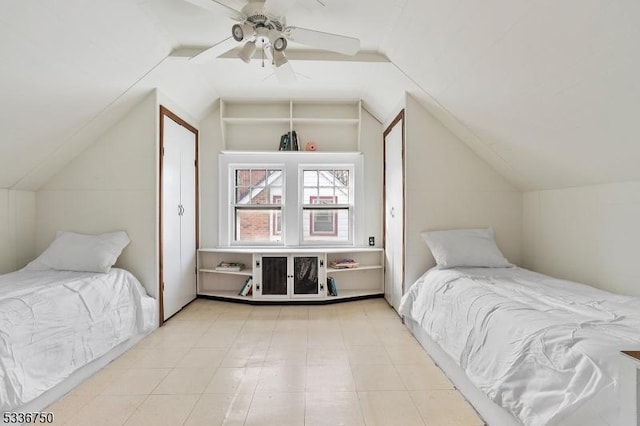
[[286, 27, 360, 55], [183, 0, 244, 21], [274, 61, 297, 84], [191, 37, 238, 63], [264, 0, 298, 17]]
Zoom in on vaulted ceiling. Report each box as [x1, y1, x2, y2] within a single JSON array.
[[1, 0, 639, 191]]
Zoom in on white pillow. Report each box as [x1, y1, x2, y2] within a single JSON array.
[[27, 231, 130, 273], [421, 228, 512, 269]]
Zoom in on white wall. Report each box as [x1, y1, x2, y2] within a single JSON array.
[[522, 181, 640, 296], [36, 92, 158, 296], [401, 94, 522, 287], [0, 189, 36, 273]]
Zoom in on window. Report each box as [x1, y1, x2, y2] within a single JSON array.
[[232, 168, 283, 243], [219, 152, 363, 246], [302, 168, 352, 242]]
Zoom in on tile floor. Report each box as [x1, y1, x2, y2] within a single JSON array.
[[47, 298, 485, 426]]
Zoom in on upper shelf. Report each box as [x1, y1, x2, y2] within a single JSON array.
[[220, 99, 363, 152]]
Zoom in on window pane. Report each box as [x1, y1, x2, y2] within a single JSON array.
[[235, 169, 250, 186], [304, 187, 318, 202], [303, 170, 318, 187], [235, 186, 250, 204], [235, 208, 283, 242], [302, 208, 349, 242], [251, 169, 267, 186]]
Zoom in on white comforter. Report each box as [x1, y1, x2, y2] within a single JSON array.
[[0, 268, 156, 411], [399, 267, 640, 426]]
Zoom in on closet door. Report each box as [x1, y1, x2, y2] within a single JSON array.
[[383, 110, 405, 312], [161, 108, 198, 322], [179, 133, 197, 310]]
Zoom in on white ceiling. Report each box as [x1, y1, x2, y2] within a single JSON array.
[[1, 0, 639, 191]]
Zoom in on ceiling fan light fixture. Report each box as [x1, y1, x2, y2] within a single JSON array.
[[273, 37, 287, 52], [273, 50, 288, 67], [238, 40, 257, 63]]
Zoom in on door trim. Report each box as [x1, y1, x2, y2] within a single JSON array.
[[383, 109, 405, 296], [159, 105, 199, 326]]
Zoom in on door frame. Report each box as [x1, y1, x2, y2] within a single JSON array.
[[159, 105, 199, 326], [383, 109, 405, 298]]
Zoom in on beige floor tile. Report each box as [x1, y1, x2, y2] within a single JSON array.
[[46, 394, 95, 426], [270, 330, 308, 347], [305, 391, 364, 426], [342, 329, 381, 347], [69, 367, 127, 396], [347, 345, 392, 365], [410, 390, 484, 426], [204, 367, 261, 394], [359, 390, 425, 426], [123, 394, 199, 426], [184, 393, 253, 426], [395, 363, 454, 390], [256, 366, 306, 392], [307, 346, 350, 365], [306, 365, 355, 392], [244, 392, 305, 426], [152, 367, 217, 394], [195, 329, 242, 348], [220, 346, 266, 368], [307, 329, 345, 347], [265, 345, 307, 365], [176, 347, 227, 369], [122, 347, 190, 369], [102, 369, 170, 395], [233, 330, 273, 348], [65, 395, 146, 426], [274, 319, 308, 332], [385, 343, 434, 365], [351, 364, 405, 391]]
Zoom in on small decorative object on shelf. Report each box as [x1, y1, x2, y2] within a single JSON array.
[[238, 276, 253, 296], [327, 276, 338, 296], [329, 259, 359, 269], [278, 131, 300, 151], [215, 261, 245, 272], [305, 141, 317, 151]]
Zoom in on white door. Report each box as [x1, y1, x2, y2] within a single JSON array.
[[162, 113, 197, 321], [384, 112, 404, 312]]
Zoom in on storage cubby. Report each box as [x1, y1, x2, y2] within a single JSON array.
[[197, 247, 383, 303]]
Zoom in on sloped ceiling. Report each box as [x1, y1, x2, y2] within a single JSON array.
[[1, 0, 638, 191]]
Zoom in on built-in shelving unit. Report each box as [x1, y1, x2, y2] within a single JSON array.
[[197, 247, 383, 303], [220, 99, 362, 152]]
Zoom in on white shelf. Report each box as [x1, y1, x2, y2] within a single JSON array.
[[199, 247, 381, 254], [327, 265, 383, 273], [200, 268, 252, 276], [291, 118, 359, 124], [198, 290, 253, 301], [223, 117, 290, 124]]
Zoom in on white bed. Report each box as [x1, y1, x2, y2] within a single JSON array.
[[0, 267, 156, 413], [399, 266, 640, 426]]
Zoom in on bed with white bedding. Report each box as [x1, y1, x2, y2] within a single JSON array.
[[0, 266, 156, 413], [399, 266, 640, 426]]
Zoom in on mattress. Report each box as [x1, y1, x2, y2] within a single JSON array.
[[0, 267, 156, 411], [399, 266, 640, 426]]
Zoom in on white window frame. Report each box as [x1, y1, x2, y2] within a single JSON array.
[[299, 165, 355, 245], [219, 152, 364, 247]]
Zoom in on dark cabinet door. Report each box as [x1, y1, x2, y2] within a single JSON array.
[[293, 256, 319, 295], [261, 256, 288, 296]]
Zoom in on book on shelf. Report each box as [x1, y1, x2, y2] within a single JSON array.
[[215, 261, 244, 272], [327, 276, 338, 296], [238, 276, 253, 296], [329, 259, 359, 269]]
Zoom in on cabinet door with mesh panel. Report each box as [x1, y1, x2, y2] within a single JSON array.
[[259, 256, 288, 296]]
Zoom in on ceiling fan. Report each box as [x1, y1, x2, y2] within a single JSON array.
[[184, 0, 361, 82]]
